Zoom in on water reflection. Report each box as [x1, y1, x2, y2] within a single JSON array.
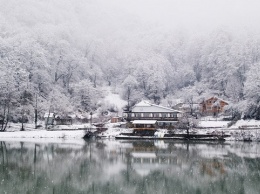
[[0, 140, 260, 194]]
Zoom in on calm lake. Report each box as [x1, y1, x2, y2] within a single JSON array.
[[1, 139, 260, 194]]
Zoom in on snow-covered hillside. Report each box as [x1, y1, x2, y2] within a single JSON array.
[[1, 0, 260, 129]]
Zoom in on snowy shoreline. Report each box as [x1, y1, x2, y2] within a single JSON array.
[[0, 130, 86, 139], [1, 119, 260, 142], [1, 127, 260, 142]]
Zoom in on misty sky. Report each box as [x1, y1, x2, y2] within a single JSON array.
[[1, 0, 260, 43], [108, 0, 260, 32], [1, 0, 260, 30]]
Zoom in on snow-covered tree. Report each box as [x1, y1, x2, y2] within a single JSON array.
[[121, 75, 139, 108], [244, 63, 260, 119], [71, 80, 101, 112]]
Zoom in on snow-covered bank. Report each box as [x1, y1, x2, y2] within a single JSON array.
[[0, 129, 88, 145], [198, 119, 260, 129], [0, 123, 89, 142], [230, 119, 260, 129], [1, 127, 260, 142], [198, 120, 229, 128], [0, 130, 85, 139], [98, 127, 133, 138], [2, 122, 93, 131], [1, 119, 260, 142]]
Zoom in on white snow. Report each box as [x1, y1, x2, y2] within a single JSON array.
[[198, 120, 229, 128], [0, 130, 85, 139], [0, 123, 91, 143], [131, 152, 156, 158], [230, 119, 260, 129], [98, 127, 133, 138], [1, 119, 260, 142], [132, 120, 157, 124], [103, 88, 127, 111]]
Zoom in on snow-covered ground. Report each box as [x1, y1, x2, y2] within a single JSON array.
[[230, 119, 260, 129], [0, 123, 89, 143], [1, 119, 260, 142], [0, 129, 87, 145], [190, 119, 260, 141], [198, 119, 260, 129], [0, 129, 85, 139], [98, 122, 133, 138], [198, 120, 229, 128]]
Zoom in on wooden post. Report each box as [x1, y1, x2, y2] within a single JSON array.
[[89, 112, 93, 132], [34, 93, 38, 129]]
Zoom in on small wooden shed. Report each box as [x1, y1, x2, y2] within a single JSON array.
[[44, 113, 55, 125], [55, 115, 73, 125], [111, 116, 123, 123]]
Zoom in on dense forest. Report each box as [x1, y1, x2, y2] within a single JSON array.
[[1, 0, 260, 124]]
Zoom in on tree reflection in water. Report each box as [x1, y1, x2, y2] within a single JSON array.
[[0, 140, 260, 194]]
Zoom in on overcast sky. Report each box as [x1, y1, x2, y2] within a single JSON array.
[[104, 0, 260, 32], [1, 0, 260, 40]]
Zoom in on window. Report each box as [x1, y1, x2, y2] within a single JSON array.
[[158, 122, 163, 126], [173, 113, 177, 117], [162, 113, 167, 117], [154, 113, 160, 117], [143, 113, 150, 117], [136, 113, 141, 117]]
